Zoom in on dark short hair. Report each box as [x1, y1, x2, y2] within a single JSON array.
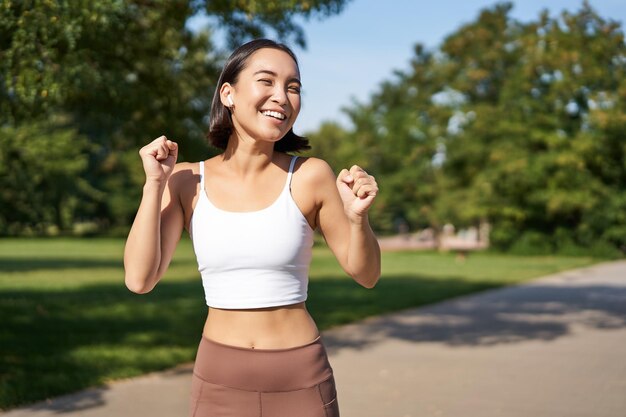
[[207, 39, 310, 152]]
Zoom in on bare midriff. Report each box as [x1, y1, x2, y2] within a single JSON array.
[[202, 302, 320, 349]]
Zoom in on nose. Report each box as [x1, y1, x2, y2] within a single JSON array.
[[270, 85, 288, 106]]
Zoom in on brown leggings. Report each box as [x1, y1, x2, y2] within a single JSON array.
[[190, 334, 340, 417]]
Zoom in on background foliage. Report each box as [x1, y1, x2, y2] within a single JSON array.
[[307, 2, 626, 255], [1, 1, 625, 255], [0, 0, 348, 235]]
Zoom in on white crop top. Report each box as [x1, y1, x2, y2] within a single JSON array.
[[189, 156, 314, 309]]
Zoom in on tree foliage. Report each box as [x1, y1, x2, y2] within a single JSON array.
[[310, 2, 626, 255], [0, 119, 93, 235], [0, 0, 349, 235], [204, 0, 348, 48]]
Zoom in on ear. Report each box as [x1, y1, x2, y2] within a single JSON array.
[[220, 83, 234, 108]]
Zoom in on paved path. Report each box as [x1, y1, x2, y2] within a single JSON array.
[[3, 261, 626, 417]]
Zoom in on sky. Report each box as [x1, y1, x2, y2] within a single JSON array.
[[188, 0, 626, 133]]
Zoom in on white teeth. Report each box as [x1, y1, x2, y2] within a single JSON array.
[[261, 110, 286, 120]]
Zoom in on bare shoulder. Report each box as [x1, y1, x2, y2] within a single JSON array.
[[166, 162, 200, 199], [294, 156, 336, 185], [168, 162, 197, 185], [173, 161, 198, 172]]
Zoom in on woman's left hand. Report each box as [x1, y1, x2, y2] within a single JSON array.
[[336, 165, 378, 222]]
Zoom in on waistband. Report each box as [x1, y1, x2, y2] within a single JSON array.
[[193, 334, 333, 392], [200, 334, 322, 352]]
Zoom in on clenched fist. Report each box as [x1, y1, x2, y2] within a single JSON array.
[[139, 135, 178, 183], [336, 165, 378, 221]]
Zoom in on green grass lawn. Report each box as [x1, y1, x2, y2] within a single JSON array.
[[0, 237, 598, 410]]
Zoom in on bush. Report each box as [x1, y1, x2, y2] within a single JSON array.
[[489, 221, 520, 250], [509, 231, 553, 255]]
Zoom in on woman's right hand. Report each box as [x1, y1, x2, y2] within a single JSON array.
[[139, 135, 179, 183]]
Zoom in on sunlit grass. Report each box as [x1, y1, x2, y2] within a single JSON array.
[[0, 237, 597, 409]]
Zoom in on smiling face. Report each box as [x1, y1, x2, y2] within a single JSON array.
[[221, 48, 302, 145]]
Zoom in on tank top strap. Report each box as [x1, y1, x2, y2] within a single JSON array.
[[199, 161, 205, 189], [286, 156, 298, 190]]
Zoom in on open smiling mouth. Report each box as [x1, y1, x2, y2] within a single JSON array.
[[261, 110, 286, 120]]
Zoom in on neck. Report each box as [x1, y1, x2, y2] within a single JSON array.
[[221, 131, 277, 177]]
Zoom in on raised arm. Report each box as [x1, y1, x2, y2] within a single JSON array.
[[123, 136, 184, 294], [314, 159, 381, 288]]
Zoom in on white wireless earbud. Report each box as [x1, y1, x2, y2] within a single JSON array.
[[227, 95, 234, 107]]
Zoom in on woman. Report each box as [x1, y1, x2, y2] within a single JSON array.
[[124, 38, 380, 417]]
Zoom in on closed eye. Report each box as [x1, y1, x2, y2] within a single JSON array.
[[257, 77, 300, 94]]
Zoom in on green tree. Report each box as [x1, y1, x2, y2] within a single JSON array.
[[455, 2, 626, 254], [0, 0, 350, 235], [0, 119, 95, 235], [310, 2, 625, 253]]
